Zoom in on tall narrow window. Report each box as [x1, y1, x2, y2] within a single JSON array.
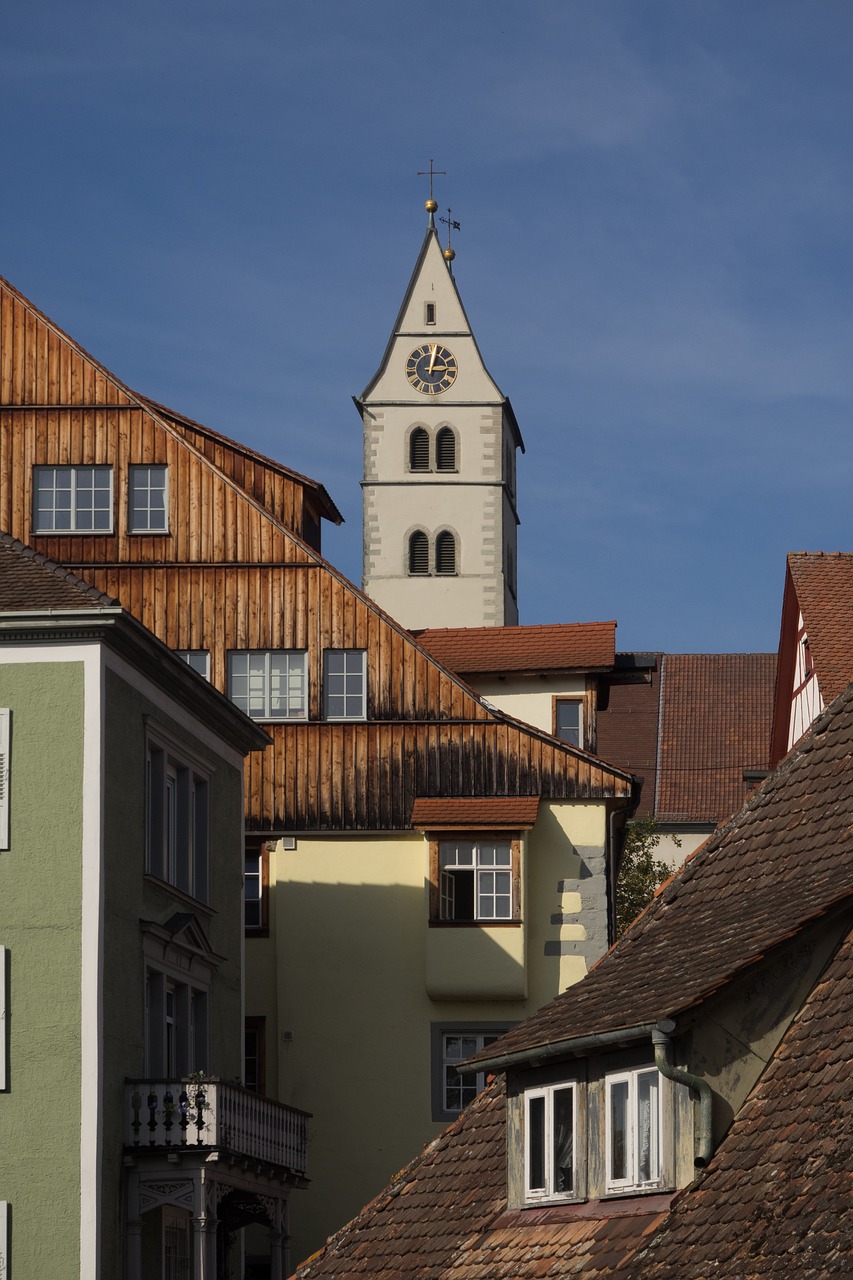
[[32, 465, 113, 532], [525, 1083, 576, 1201], [245, 1017, 266, 1093], [606, 1067, 662, 1191], [554, 699, 582, 747], [435, 530, 457, 576], [409, 427, 430, 472], [128, 464, 169, 532], [436, 427, 456, 472], [324, 650, 367, 721], [425, 302, 437, 325], [408, 530, 430, 575], [228, 651, 307, 720], [147, 738, 210, 902], [244, 842, 269, 933]]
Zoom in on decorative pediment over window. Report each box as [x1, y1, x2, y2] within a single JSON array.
[[141, 913, 225, 972]]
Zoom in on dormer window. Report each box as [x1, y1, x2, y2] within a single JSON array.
[[606, 1066, 662, 1192], [525, 1083, 576, 1201]]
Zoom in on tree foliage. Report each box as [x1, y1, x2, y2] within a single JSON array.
[[615, 818, 677, 938]]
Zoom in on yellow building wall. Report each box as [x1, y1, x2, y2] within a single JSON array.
[[247, 800, 611, 1266]]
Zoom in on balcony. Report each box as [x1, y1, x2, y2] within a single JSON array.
[[125, 1079, 310, 1177]]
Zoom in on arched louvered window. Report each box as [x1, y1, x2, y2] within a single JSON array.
[[435, 531, 457, 576], [436, 427, 456, 472], [409, 428, 430, 472], [408, 530, 430, 575]]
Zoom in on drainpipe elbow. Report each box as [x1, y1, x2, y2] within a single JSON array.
[[652, 1021, 714, 1170]]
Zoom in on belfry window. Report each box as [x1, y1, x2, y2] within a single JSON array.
[[409, 428, 430, 472], [408, 530, 430, 575], [436, 427, 456, 472], [435, 530, 457, 576]]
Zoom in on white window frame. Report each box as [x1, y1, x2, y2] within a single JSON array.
[[176, 650, 211, 680], [146, 732, 211, 902], [439, 839, 513, 921], [605, 1066, 663, 1193], [0, 709, 9, 851], [435, 1026, 510, 1119], [524, 1082, 578, 1203], [228, 650, 308, 721], [32, 465, 113, 533], [128, 463, 169, 533], [323, 649, 367, 721]]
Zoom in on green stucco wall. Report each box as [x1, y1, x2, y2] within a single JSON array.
[[99, 665, 246, 1276], [0, 662, 85, 1279]]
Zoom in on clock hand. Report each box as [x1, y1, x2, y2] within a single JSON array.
[[427, 344, 438, 375]]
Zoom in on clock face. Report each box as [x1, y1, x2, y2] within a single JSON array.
[[406, 344, 458, 395]]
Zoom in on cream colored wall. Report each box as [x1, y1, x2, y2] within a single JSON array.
[[254, 799, 611, 1265], [470, 675, 587, 735]]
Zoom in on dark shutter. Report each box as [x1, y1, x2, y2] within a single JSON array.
[[410, 428, 430, 471], [435, 531, 456, 575], [409, 530, 430, 575], [436, 427, 456, 471]]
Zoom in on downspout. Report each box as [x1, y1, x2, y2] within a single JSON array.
[[652, 1019, 714, 1169]]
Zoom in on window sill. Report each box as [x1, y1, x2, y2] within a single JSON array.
[[128, 529, 171, 536], [501, 1191, 676, 1226], [31, 529, 114, 537], [429, 918, 521, 928], [143, 873, 216, 916]]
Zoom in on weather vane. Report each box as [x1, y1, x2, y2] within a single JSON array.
[[439, 208, 461, 264]]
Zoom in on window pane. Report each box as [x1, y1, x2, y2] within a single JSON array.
[[555, 701, 582, 746], [637, 1070, 660, 1182], [527, 1095, 546, 1191], [129, 464, 168, 532], [609, 1079, 629, 1182], [553, 1087, 574, 1193]]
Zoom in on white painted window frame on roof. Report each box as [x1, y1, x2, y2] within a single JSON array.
[[605, 1066, 663, 1193], [524, 1080, 579, 1203], [0, 709, 9, 850]]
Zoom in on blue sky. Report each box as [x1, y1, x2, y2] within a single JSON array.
[[3, 1, 853, 652]]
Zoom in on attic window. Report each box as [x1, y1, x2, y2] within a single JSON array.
[[802, 637, 813, 679], [525, 1083, 576, 1201], [606, 1067, 662, 1192], [425, 302, 436, 325]]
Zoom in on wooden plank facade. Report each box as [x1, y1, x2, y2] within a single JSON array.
[[0, 273, 637, 832]]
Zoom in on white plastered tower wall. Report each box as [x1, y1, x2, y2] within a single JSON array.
[[359, 215, 523, 629]]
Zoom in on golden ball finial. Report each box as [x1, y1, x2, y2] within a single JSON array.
[[425, 198, 438, 213], [443, 246, 456, 262]]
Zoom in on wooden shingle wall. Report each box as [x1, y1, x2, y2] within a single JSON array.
[[1, 276, 634, 832]]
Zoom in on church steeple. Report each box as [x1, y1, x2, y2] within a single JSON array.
[[357, 199, 523, 630]]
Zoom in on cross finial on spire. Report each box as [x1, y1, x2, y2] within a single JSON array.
[[417, 158, 446, 227]]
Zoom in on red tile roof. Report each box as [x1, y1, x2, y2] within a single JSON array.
[[630, 923, 853, 1278], [655, 653, 776, 823], [787, 551, 853, 703], [0, 533, 119, 611], [414, 622, 617, 675], [470, 680, 853, 1064], [294, 1078, 668, 1280], [410, 797, 540, 830]]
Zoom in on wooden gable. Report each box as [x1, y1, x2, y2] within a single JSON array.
[[0, 273, 637, 831]]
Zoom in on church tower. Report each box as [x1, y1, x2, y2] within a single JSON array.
[[357, 199, 523, 630]]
